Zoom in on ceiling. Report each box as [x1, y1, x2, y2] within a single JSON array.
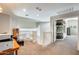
[[0, 3, 79, 22]]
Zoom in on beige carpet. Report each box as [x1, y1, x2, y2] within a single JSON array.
[[18, 36, 79, 55]]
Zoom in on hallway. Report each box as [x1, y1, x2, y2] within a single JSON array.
[[18, 36, 78, 55]]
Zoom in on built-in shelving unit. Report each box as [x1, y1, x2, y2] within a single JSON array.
[[56, 20, 65, 40]]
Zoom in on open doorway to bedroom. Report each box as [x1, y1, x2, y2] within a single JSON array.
[[63, 17, 78, 50], [54, 17, 78, 54]]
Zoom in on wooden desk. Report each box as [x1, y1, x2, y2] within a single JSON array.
[[0, 39, 20, 55]]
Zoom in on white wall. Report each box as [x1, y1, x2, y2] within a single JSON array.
[[0, 14, 37, 34], [0, 13, 11, 34], [37, 22, 51, 46], [37, 25, 41, 44], [65, 17, 78, 36], [50, 18, 56, 43], [0, 14, 38, 41], [11, 16, 37, 29], [77, 17, 79, 50], [10, 16, 37, 40]]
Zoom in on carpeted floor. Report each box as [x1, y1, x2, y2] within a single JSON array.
[[18, 36, 79, 55]]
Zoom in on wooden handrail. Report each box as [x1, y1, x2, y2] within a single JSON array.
[[0, 39, 20, 55]]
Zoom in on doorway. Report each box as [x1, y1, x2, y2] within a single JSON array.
[[63, 17, 78, 50]]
